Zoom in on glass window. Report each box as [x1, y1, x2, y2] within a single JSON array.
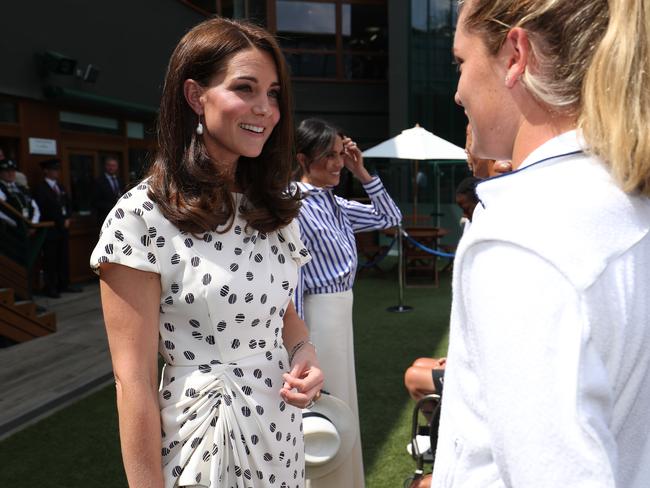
[[343, 54, 387, 80], [126, 121, 144, 140], [221, 0, 240, 17], [0, 138, 20, 166], [185, 0, 217, 13], [285, 52, 337, 78], [275, 1, 387, 80], [409, 0, 464, 146], [128, 148, 151, 187], [246, 0, 267, 24], [277, 1, 336, 34], [220, 0, 267, 23], [276, 1, 337, 50], [59, 111, 121, 135], [69, 153, 96, 214], [411, 0, 456, 34], [0, 101, 18, 124], [342, 3, 388, 52], [408, 0, 468, 239]]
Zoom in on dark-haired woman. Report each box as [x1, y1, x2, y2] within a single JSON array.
[[294, 118, 401, 487], [90, 18, 322, 488]]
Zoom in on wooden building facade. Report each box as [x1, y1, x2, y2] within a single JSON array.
[[1, 0, 395, 286]]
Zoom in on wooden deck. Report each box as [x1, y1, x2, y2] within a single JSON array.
[[0, 283, 113, 440]]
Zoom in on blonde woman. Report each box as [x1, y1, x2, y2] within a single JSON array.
[[434, 0, 650, 487]]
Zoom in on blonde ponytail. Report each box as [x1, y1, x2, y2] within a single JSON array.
[[462, 0, 649, 196], [580, 0, 650, 196]]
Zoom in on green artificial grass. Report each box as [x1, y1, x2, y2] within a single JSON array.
[[0, 261, 452, 487], [355, 265, 451, 488], [0, 386, 126, 486]]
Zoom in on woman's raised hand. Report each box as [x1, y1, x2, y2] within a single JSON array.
[[341, 136, 373, 184]]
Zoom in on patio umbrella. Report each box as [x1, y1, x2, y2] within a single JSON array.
[[362, 124, 466, 225], [363, 123, 466, 160], [362, 124, 466, 312]]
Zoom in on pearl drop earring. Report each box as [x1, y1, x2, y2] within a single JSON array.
[[196, 116, 204, 136]]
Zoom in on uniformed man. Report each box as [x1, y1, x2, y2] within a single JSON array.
[[0, 157, 40, 224]]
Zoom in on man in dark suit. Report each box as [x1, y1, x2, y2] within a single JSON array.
[[93, 156, 123, 225], [33, 158, 81, 298]]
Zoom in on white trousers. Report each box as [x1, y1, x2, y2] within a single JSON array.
[[304, 290, 365, 488]]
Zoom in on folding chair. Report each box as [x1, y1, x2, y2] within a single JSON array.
[[404, 393, 442, 488]]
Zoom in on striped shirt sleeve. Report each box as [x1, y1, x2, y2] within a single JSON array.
[[337, 176, 402, 232]]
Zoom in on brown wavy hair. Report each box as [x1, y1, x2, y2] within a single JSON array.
[[147, 17, 300, 234]]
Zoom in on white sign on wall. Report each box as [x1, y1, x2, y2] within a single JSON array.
[[28, 138, 57, 156]]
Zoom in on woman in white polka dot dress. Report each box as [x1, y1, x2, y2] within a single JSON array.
[[90, 18, 323, 488]]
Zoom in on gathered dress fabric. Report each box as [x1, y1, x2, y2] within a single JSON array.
[[295, 177, 402, 488], [90, 182, 311, 488], [431, 131, 650, 487]]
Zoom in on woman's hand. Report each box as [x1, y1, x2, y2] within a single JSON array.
[[280, 343, 324, 409], [493, 160, 513, 174], [341, 136, 373, 184]]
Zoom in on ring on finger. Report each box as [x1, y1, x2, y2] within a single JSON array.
[[305, 399, 315, 409]]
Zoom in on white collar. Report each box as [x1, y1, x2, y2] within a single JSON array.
[[477, 130, 585, 197], [518, 129, 585, 170], [45, 177, 58, 188], [296, 181, 330, 195]]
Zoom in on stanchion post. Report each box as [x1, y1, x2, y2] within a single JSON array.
[[387, 222, 413, 313]]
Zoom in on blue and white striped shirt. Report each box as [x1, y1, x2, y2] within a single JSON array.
[[294, 176, 402, 318]]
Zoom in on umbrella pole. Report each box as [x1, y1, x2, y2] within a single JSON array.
[[413, 159, 419, 225], [435, 163, 441, 228], [387, 222, 413, 313]]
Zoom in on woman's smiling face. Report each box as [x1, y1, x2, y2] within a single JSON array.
[[303, 135, 345, 188], [453, 4, 517, 162], [199, 48, 281, 165]]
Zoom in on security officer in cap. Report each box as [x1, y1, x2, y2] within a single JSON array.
[[33, 158, 82, 298], [0, 157, 40, 224]]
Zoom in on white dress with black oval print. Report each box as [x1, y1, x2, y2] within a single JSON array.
[[90, 182, 311, 488]]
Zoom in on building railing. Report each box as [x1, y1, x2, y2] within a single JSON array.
[[0, 200, 53, 298]]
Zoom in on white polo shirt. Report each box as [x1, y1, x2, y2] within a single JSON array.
[[432, 131, 650, 487]]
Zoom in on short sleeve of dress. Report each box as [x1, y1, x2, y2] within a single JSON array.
[[89, 194, 161, 275], [279, 218, 311, 267]]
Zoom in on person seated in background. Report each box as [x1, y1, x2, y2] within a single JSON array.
[[0, 157, 40, 225], [404, 158, 510, 488], [455, 176, 481, 230], [404, 176, 479, 404], [405, 356, 446, 402]]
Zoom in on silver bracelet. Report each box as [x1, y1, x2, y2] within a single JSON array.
[[288, 340, 315, 365]]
